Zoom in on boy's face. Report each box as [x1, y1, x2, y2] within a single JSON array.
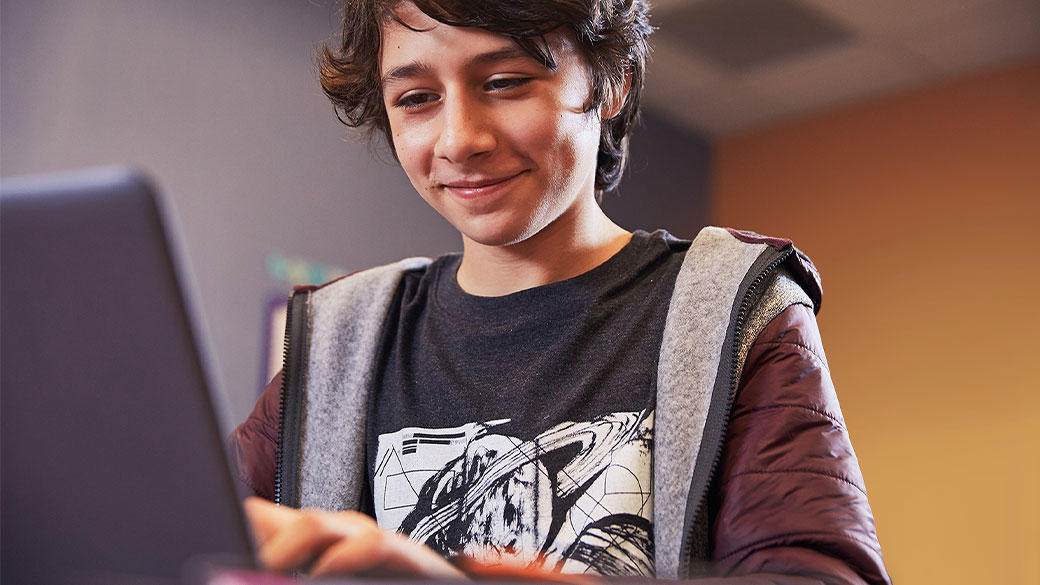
[[379, 3, 603, 249]]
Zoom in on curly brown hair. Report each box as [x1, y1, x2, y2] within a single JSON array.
[[317, 0, 652, 194]]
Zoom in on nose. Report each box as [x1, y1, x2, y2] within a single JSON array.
[[433, 93, 496, 163]]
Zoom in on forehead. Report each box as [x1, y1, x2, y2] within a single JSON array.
[[379, 4, 521, 73]]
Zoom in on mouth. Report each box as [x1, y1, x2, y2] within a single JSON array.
[[440, 171, 526, 199]]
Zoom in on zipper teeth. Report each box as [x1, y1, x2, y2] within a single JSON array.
[[679, 249, 792, 577], [273, 292, 295, 506]]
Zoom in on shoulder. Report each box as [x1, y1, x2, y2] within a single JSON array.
[[296, 256, 433, 298], [281, 257, 437, 351], [677, 226, 823, 312]]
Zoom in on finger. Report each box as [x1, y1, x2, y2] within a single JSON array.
[[258, 510, 338, 571], [381, 536, 468, 578], [311, 529, 465, 579], [242, 497, 298, 546], [309, 529, 386, 577], [259, 509, 372, 572], [455, 555, 598, 584]]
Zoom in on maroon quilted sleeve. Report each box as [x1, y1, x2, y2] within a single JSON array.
[[712, 304, 890, 585], [226, 370, 282, 501]]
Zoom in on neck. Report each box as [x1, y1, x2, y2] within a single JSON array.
[[456, 198, 631, 297]]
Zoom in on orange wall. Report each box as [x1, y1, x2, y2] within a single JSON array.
[[714, 61, 1040, 585]]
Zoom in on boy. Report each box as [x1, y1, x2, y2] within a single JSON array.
[[231, 1, 891, 583]]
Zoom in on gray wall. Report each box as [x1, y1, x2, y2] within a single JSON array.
[[606, 112, 712, 235], [1, 0, 710, 427]]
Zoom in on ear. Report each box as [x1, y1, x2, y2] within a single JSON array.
[[600, 68, 633, 120]]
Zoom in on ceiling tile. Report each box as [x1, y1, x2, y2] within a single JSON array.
[[740, 40, 934, 114], [642, 0, 1040, 137], [644, 40, 792, 135], [892, 0, 1040, 75], [800, 0, 996, 35], [655, 0, 852, 72]]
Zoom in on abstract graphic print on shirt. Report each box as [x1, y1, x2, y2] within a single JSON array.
[[373, 409, 655, 576]]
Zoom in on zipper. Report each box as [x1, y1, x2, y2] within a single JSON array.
[[678, 246, 794, 577], [274, 290, 309, 507], [273, 292, 293, 506]]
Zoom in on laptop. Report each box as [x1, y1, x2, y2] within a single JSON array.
[[1, 167, 255, 584]]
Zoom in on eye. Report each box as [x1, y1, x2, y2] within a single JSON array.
[[484, 77, 533, 92], [394, 91, 439, 110]]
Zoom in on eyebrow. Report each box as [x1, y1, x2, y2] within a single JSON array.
[[471, 47, 529, 66], [381, 61, 434, 89], [380, 47, 533, 89]]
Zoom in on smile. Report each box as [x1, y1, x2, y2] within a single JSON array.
[[441, 171, 526, 199]]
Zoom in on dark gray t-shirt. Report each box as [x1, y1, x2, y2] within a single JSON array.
[[366, 230, 688, 575]]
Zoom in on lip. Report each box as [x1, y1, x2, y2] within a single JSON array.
[[440, 171, 525, 200]]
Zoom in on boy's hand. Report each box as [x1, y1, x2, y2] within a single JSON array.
[[243, 496, 465, 578]]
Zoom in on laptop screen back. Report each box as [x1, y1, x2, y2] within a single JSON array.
[[1, 167, 254, 584]]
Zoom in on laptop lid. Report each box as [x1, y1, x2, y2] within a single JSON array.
[[1, 167, 255, 584]]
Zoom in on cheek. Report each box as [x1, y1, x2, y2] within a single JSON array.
[[515, 104, 594, 165], [538, 108, 601, 182], [391, 125, 433, 185]]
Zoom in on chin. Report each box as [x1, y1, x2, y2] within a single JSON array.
[[462, 228, 530, 248], [458, 217, 543, 249]]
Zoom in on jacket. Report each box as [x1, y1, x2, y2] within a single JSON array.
[[229, 227, 891, 584]]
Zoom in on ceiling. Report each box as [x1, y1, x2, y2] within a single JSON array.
[[643, 0, 1040, 137]]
